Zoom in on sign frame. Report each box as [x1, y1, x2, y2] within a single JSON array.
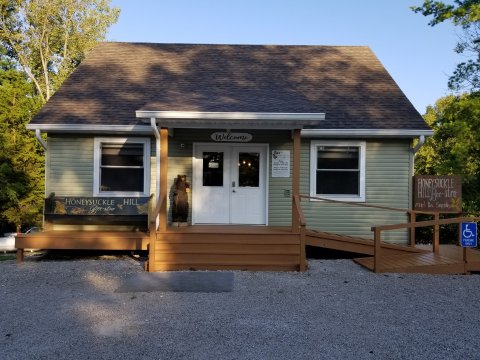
[[413, 175, 462, 213]]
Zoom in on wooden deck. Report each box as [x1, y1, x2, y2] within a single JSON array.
[[353, 245, 480, 274], [306, 230, 480, 275], [15, 231, 149, 251], [149, 226, 301, 271]]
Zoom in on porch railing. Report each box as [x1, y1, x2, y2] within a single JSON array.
[[372, 216, 480, 273], [298, 194, 438, 246], [148, 193, 166, 272], [293, 195, 307, 271]]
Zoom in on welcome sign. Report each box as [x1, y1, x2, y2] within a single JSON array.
[[211, 132, 252, 142]]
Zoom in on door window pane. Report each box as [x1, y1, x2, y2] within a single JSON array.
[[203, 152, 224, 186], [238, 152, 260, 187]]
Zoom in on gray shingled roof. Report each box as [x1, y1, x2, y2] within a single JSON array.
[[30, 42, 429, 130]]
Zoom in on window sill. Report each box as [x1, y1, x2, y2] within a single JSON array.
[[309, 194, 366, 203]]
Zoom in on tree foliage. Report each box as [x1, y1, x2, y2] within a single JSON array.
[[413, 0, 480, 91], [415, 93, 480, 214], [0, 0, 119, 232], [0, 0, 120, 103], [0, 54, 43, 232]]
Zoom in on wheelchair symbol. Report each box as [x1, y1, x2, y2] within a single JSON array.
[[463, 224, 474, 239]]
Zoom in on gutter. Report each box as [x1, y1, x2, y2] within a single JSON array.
[[412, 135, 426, 155], [150, 118, 161, 206], [301, 129, 434, 139], [35, 129, 47, 150]]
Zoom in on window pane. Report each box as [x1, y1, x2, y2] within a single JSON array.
[[102, 143, 144, 167], [238, 152, 260, 187], [316, 171, 359, 195], [101, 168, 144, 192], [317, 147, 358, 170], [203, 152, 223, 186]]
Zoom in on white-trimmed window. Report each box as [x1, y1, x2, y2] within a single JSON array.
[[94, 138, 150, 196], [310, 140, 366, 202]]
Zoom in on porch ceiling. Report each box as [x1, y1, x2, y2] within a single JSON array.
[[136, 110, 325, 129]]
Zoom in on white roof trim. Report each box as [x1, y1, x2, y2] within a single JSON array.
[[26, 124, 153, 134], [136, 111, 325, 129], [136, 110, 326, 121], [301, 129, 434, 138]]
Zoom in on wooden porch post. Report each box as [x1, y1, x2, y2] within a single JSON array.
[[292, 129, 301, 231], [159, 127, 168, 232], [433, 212, 440, 254], [292, 129, 306, 271], [409, 211, 416, 247]]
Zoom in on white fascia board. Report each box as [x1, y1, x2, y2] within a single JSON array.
[[26, 124, 153, 134], [136, 110, 326, 121], [301, 129, 434, 139]]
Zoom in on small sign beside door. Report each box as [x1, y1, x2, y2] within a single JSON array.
[[211, 132, 252, 142], [271, 150, 290, 178]]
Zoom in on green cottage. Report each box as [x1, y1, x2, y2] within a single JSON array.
[[17, 42, 434, 271]]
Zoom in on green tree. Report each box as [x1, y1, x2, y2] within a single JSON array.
[[412, 0, 480, 91], [0, 0, 120, 102], [0, 54, 43, 232], [0, 0, 119, 232], [415, 93, 480, 214]]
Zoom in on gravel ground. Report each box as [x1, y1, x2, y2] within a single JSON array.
[[1, 254, 480, 360]]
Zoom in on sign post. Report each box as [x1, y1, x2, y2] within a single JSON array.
[[461, 222, 477, 247]]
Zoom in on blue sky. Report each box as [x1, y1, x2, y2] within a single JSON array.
[[107, 0, 462, 115]]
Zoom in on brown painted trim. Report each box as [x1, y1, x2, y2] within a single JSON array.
[[159, 128, 168, 232]]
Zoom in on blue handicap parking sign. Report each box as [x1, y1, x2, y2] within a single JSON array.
[[461, 222, 477, 247]]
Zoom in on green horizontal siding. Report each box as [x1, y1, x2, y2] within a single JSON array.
[[46, 136, 94, 196], [301, 140, 412, 244], [47, 135, 156, 198], [46, 132, 413, 244]]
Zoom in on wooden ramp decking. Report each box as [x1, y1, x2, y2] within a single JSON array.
[[306, 230, 480, 275], [306, 229, 425, 256]]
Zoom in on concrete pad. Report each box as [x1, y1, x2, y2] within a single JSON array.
[[115, 271, 234, 293]]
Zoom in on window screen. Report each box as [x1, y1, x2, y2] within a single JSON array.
[[315, 146, 360, 196], [100, 143, 144, 192]]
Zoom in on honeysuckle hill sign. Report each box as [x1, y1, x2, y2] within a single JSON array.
[[413, 175, 462, 213], [211, 132, 252, 142], [45, 197, 150, 216]]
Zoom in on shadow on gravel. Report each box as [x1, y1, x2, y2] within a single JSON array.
[[26, 249, 148, 266], [306, 245, 367, 260]]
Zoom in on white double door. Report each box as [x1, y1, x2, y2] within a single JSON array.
[[193, 144, 267, 225]]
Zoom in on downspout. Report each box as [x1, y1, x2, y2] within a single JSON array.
[[150, 118, 161, 204], [410, 135, 426, 209], [412, 135, 425, 155], [411, 135, 425, 176], [34, 129, 47, 232], [35, 129, 47, 150]]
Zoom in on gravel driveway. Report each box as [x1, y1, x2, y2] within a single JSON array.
[[1, 255, 479, 360]]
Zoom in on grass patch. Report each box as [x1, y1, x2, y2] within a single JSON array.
[[0, 254, 16, 261]]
